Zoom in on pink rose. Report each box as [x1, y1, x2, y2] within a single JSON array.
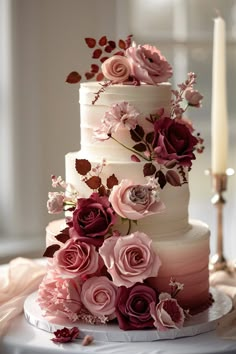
[[126, 44, 173, 84], [53, 238, 101, 278], [72, 192, 117, 247], [47, 192, 64, 214], [185, 88, 203, 107], [101, 55, 131, 83], [150, 293, 185, 331], [38, 272, 82, 323], [81, 276, 117, 319], [116, 284, 157, 330], [153, 117, 198, 167], [99, 232, 162, 287], [109, 179, 165, 220]]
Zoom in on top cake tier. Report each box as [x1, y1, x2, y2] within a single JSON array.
[[79, 82, 172, 161]]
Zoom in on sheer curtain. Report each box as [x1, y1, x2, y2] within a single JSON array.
[[0, 0, 118, 262]]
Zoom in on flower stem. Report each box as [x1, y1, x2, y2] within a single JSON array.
[[110, 135, 150, 161]]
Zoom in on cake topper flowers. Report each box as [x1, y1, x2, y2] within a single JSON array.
[[66, 35, 172, 87]]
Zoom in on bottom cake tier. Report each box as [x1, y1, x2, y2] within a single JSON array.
[[46, 218, 210, 313]]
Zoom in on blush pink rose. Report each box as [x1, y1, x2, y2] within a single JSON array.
[[101, 55, 131, 83], [185, 88, 203, 107], [109, 179, 165, 220], [99, 232, 162, 287], [38, 271, 82, 323], [81, 276, 117, 319], [126, 44, 173, 84], [53, 238, 101, 279], [150, 293, 185, 331], [47, 192, 64, 214]]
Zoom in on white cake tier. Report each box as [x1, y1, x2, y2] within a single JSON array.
[[46, 218, 210, 312], [79, 82, 172, 160], [66, 151, 190, 236]]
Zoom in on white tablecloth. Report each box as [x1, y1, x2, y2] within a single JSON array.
[[1, 312, 236, 354]]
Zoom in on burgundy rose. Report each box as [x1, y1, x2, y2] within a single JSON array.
[[153, 117, 198, 167], [51, 327, 79, 343], [115, 284, 157, 330], [72, 192, 117, 246]]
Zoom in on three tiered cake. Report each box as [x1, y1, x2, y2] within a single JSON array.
[[38, 36, 211, 332]]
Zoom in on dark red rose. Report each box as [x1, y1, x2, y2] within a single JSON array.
[[115, 284, 157, 330], [51, 327, 79, 343], [153, 117, 198, 167], [72, 192, 117, 246]]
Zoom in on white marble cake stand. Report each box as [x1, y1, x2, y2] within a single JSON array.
[[24, 288, 232, 342]]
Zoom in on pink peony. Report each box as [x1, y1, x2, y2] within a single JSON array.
[[81, 276, 118, 319], [72, 192, 117, 247], [51, 327, 80, 343], [99, 231, 161, 287], [47, 192, 64, 214], [101, 55, 131, 83], [94, 102, 140, 141], [153, 116, 198, 167], [53, 238, 101, 278], [126, 44, 173, 84], [38, 272, 82, 323], [116, 284, 157, 330], [185, 88, 203, 107], [150, 293, 185, 331], [109, 179, 165, 220]]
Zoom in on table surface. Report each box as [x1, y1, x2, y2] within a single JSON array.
[[1, 312, 236, 354]]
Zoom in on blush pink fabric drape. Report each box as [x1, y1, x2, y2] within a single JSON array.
[[0, 257, 46, 336]]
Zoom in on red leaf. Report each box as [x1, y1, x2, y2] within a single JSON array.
[[155, 170, 166, 189], [92, 49, 102, 59], [119, 39, 126, 49], [91, 64, 99, 73], [166, 170, 181, 186], [107, 174, 119, 189], [75, 159, 91, 175], [108, 40, 116, 49], [146, 132, 154, 144], [55, 229, 70, 243], [96, 72, 104, 81], [99, 36, 107, 46], [100, 56, 109, 63], [43, 244, 60, 258], [133, 142, 146, 152], [143, 163, 156, 177], [66, 71, 81, 84], [85, 37, 96, 48], [113, 51, 125, 56], [131, 154, 141, 162], [86, 176, 102, 189], [104, 45, 113, 53], [85, 72, 95, 80], [98, 185, 107, 196], [130, 125, 145, 142]]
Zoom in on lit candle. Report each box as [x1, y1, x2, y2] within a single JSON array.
[[211, 16, 228, 174]]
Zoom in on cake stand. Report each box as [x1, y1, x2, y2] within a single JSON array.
[[24, 288, 232, 342]]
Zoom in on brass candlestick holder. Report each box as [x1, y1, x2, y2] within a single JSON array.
[[208, 168, 234, 272]]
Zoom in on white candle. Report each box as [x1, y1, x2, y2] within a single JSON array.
[[211, 16, 228, 174]]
